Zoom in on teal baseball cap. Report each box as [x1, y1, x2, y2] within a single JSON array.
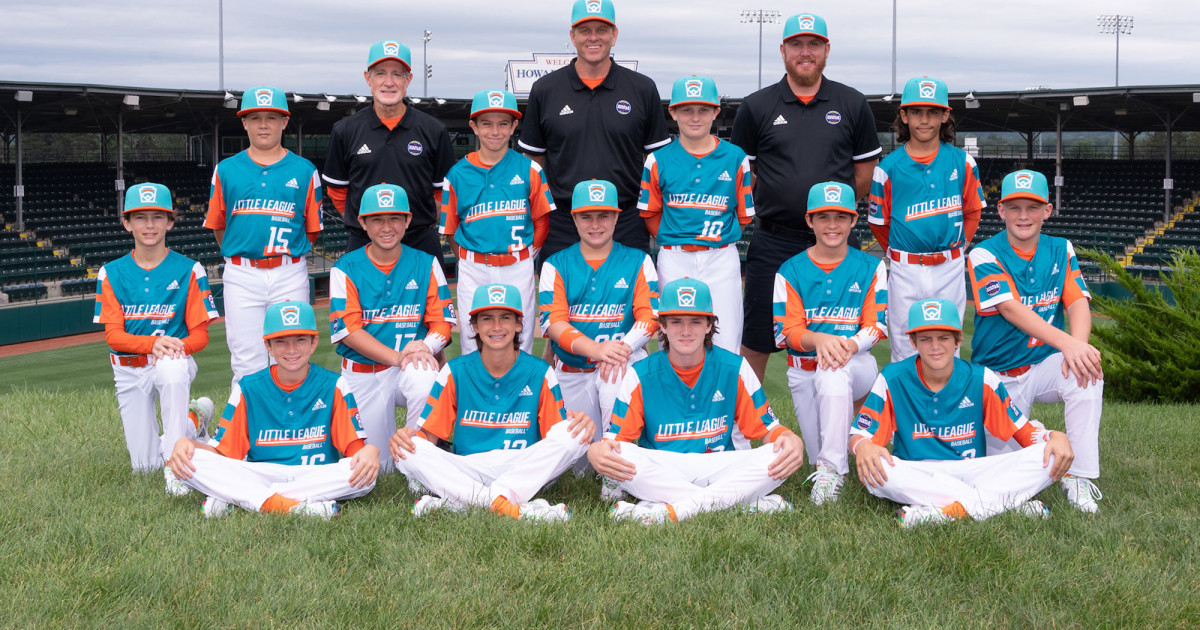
[[368, 40, 411, 71], [1000, 170, 1050, 204], [238, 86, 289, 117], [659, 278, 714, 317], [470, 89, 521, 119], [807, 181, 857, 215], [669, 76, 719, 109], [572, 0, 615, 27], [783, 13, 828, 43], [358, 184, 410, 218], [469, 284, 524, 316], [901, 76, 950, 110], [907, 298, 961, 335], [123, 182, 173, 215], [571, 179, 619, 214], [264, 300, 318, 339]]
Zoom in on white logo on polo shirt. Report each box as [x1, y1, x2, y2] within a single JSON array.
[[509, 174, 524, 185], [559, 105, 574, 116], [285, 178, 299, 189], [357, 144, 372, 155], [772, 115, 787, 126], [718, 171, 732, 182]]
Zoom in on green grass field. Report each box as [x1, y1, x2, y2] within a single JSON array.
[[1, 312, 1197, 627]]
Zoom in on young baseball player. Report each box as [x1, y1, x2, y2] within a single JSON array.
[[331, 184, 454, 474], [94, 183, 219, 488], [967, 169, 1105, 513], [638, 75, 753, 353], [167, 301, 379, 520], [540, 179, 659, 443], [868, 76, 984, 362], [588, 278, 806, 524], [205, 86, 322, 385], [774, 181, 888, 505], [851, 298, 1075, 527], [390, 284, 595, 521], [441, 89, 554, 354]]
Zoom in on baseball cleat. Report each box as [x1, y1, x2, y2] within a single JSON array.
[[519, 498, 571, 523], [202, 495, 234, 518], [805, 463, 845, 505], [411, 495, 447, 517], [1017, 500, 1051, 519], [163, 465, 192, 496], [609, 500, 639, 521], [1060, 475, 1102, 513], [407, 477, 431, 497], [611, 501, 674, 525], [896, 505, 951, 529], [742, 494, 795, 515], [599, 476, 627, 503], [189, 397, 215, 440], [290, 500, 340, 520]]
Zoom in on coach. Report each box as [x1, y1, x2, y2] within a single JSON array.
[[518, 0, 670, 262], [323, 40, 454, 257], [731, 13, 882, 381]]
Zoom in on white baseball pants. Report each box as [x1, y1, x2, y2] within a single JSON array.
[[555, 348, 647, 439], [614, 442, 785, 520], [656, 245, 743, 353], [862, 445, 1057, 520], [787, 352, 878, 474], [182, 449, 374, 512], [886, 256, 966, 362], [456, 256, 536, 354], [395, 421, 588, 507], [221, 258, 309, 385], [341, 364, 439, 474], [110, 356, 198, 472], [987, 353, 1104, 478]]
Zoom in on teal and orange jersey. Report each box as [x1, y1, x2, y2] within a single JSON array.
[[851, 356, 1040, 461], [213, 364, 367, 465], [868, 143, 984, 253], [93, 250, 219, 357], [205, 150, 322, 259], [637, 138, 754, 247], [329, 244, 455, 362], [968, 232, 1091, 372], [772, 247, 888, 370], [439, 150, 555, 255], [608, 347, 789, 453], [416, 351, 567, 456], [538, 242, 659, 370]]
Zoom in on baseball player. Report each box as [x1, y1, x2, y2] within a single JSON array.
[[967, 169, 1105, 513], [390, 284, 594, 521], [93, 183, 219, 488], [441, 89, 554, 354], [205, 86, 321, 386], [331, 184, 454, 474], [167, 300, 379, 520], [587, 278, 806, 524], [868, 76, 984, 362], [774, 181, 888, 505], [851, 298, 1075, 527], [638, 75, 753, 353]]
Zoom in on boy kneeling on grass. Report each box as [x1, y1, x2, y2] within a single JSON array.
[[168, 301, 379, 519], [851, 298, 1074, 528]]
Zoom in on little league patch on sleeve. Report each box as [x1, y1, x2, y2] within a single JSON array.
[[985, 281, 1001, 296], [856, 414, 872, 430]]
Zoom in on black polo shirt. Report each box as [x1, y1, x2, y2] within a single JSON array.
[[731, 75, 881, 231], [519, 59, 670, 254], [322, 102, 454, 232]]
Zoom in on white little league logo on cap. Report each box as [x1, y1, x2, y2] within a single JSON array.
[[383, 41, 399, 56], [588, 183, 606, 202], [255, 88, 273, 107], [685, 80, 703, 98], [586, 0, 602, 13], [676, 286, 696, 307], [489, 285, 507, 304], [1015, 172, 1034, 189], [376, 189, 394, 208], [922, 300, 942, 322], [919, 80, 937, 99], [799, 15, 815, 30], [488, 91, 505, 107], [823, 184, 842, 203], [408, 140, 423, 156], [138, 185, 157, 204], [280, 305, 301, 326]]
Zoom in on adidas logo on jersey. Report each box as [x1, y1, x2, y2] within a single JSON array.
[[312, 399, 328, 411], [559, 105, 574, 116], [958, 397, 974, 409], [848, 282, 861, 293], [614, 278, 628, 289], [712, 390, 725, 402], [165, 280, 180, 291], [718, 171, 732, 182], [509, 174, 525, 185], [519, 385, 533, 397], [772, 115, 788, 126], [1052, 264, 1060, 275], [405, 279, 419, 290], [285, 178, 299, 189], [949, 169, 959, 182], [356, 144, 372, 155]]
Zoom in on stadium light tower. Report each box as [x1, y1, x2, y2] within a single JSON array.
[[1097, 14, 1133, 87], [740, 10, 780, 91], [422, 30, 433, 98], [218, 0, 225, 91]]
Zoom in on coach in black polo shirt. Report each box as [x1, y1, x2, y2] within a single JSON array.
[[731, 13, 882, 381], [323, 40, 454, 257], [518, 0, 669, 261]]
